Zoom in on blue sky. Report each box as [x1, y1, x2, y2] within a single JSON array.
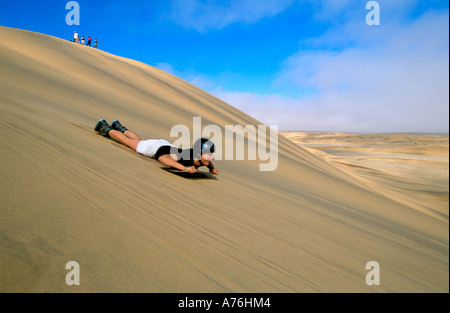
[[1, 0, 449, 132]]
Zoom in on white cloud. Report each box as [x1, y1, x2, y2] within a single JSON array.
[[168, 0, 293, 32], [211, 89, 373, 131], [212, 9, 449, 132]]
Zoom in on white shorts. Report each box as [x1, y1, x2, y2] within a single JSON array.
[[136, 139, 173, 158]]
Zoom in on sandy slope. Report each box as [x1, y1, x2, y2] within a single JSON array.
[[0, 27, 448, 292]]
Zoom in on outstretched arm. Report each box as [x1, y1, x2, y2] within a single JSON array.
[[206, 161, 219, 175], [157, 154, 197, 173]]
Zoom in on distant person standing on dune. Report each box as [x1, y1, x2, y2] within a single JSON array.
[[74, 31, 79, 43], [94, 39, 98, 48], [87, 36, 92, 46]]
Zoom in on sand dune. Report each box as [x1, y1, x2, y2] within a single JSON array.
[[0, 27, 448, 292], [282, 131, 449, 222]]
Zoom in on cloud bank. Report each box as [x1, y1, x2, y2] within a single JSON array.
[[163, 0, 449, 132], [211, 5, 449, 132]]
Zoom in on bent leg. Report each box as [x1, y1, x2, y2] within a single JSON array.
[[123, 130, 141, 140], [109, 130, 140, 151]]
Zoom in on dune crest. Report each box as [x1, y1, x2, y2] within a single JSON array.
[[0, 27, 448, 292]]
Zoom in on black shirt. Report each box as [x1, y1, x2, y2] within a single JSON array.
[[155, 146, 207, 168]]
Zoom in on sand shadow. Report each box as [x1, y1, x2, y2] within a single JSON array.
[[162, 168, 218, 180]]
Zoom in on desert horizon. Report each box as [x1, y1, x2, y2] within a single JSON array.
[[0, 26, 448, 293]]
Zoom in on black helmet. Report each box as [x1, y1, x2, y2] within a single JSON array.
[[194, 138, 215, 156]]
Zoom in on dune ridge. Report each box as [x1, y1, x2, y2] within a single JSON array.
[[0, 27, 448, 292]]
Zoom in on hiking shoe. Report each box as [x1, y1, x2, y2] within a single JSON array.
[[111, 120, 128, 133], [95, 118, 112, 137]]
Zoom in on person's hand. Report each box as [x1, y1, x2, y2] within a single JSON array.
[[184, 166, 198, 174], [210, 168, 219, 175]]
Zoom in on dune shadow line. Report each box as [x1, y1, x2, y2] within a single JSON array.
[[162, 168, 218, 180]]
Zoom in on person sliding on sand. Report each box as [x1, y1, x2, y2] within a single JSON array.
[[95, 119, 219, 175]]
